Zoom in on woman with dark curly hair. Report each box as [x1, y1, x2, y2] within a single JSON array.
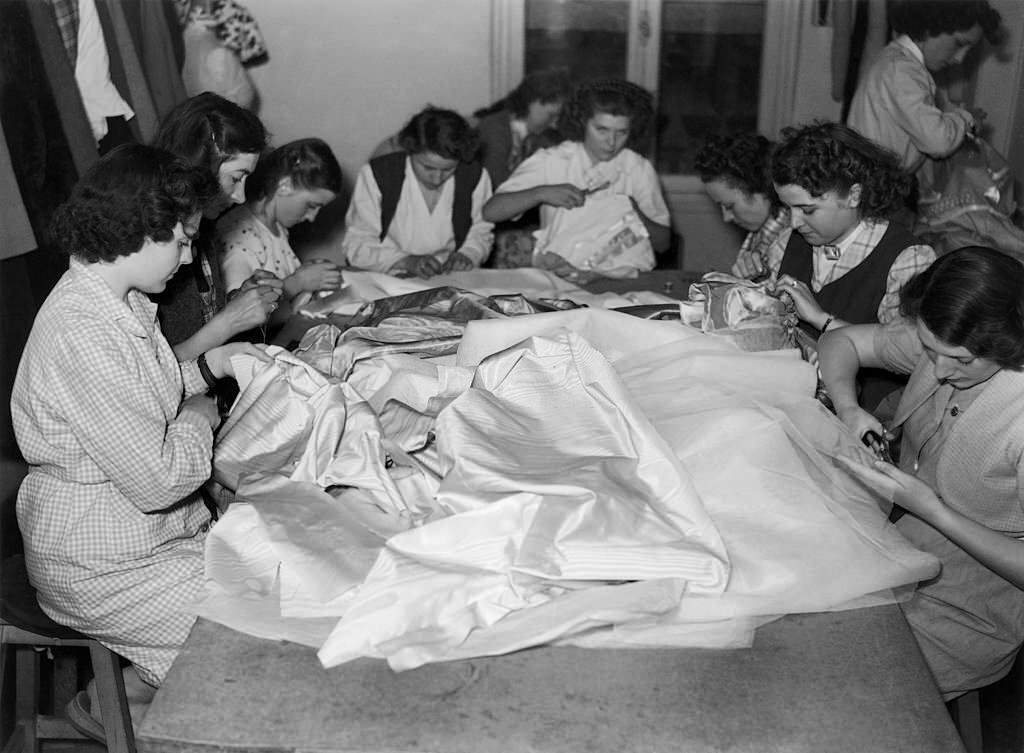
[[770, 122, 935, 332], [694, 132, 791, 279], [343, 106, 493, 277], [483, 79, 670, 280], [153, 92, 282, 362], [11, 144, 270, 729], [820, 246, 1024, 699]]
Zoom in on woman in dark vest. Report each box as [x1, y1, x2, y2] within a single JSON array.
[[342, 107, 493, 278], [770, 122, 937, 411]]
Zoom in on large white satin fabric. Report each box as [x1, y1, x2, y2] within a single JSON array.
[[195, 310, 938, 671]]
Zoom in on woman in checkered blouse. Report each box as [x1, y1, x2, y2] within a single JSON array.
[[11, 144, 269, 694]]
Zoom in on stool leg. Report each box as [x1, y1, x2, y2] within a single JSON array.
[[13, 645, 40, 753], [88, 643, 136, 753]]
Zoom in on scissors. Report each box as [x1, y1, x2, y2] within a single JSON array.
[[862, 430, 895, 464]]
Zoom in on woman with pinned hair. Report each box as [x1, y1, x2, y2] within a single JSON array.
[[474, 68, 572, 190], [11, 144, 270, 717], [153, 92, 282, 361], [694, 132, 792, 280], [819, 246, 1024, 700], [217, 137, 344, 320], [483, 78, 671, 279], [342, 106, 494, 278]]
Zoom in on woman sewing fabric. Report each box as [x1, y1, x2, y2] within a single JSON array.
[[153, 92, 282, 361], [217, 137, 345, 322], [11, 144, 270, 730], [819, 246, 1024, 699], [342, 106, 494, 277], [694, 132, 792, 280], [483, 79, 671, 280]]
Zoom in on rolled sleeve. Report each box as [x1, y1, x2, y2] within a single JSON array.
[[878, 243, 936, 324]]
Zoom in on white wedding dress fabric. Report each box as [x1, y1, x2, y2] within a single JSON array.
[[195, 308, 939, 671]]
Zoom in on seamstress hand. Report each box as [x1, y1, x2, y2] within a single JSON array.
[[237, 269, 285, 295], [834, 402, 887, 450], [443, 251, 475, 273], [203, 342, 273, 380], [540, 184, 587, 210], [217, 284, 282, 334], [389, 254, 444, 278], [774, 275, 825, 324], [286, 260, 343, 296], [180, 394, 220, 430], [840, 457, 944, 523], [733, 251, 768, 280], [535, 251, 598, 285]]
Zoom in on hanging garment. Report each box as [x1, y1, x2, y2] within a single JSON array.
[[181, 14, 256, 109]]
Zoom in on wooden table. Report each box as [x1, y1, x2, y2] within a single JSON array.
[[138, 605, 964, 753]]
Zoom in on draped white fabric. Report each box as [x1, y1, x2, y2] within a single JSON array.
[[195, 310, 939, 671]]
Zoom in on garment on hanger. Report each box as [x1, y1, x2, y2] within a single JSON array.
[[73, 0, 134, 142]]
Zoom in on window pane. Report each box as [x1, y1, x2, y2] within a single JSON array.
[[524, 0, 629, 81], [656, 0, 764, 174]]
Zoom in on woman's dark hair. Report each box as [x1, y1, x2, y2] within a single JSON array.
[[694, 132, 776, 199], [770, 121, 912, 220], [900, 246, 1024, 368], [889, 0, 1002, 44], [560, 79, 654, 146], [504, 69, 572, 118], [50, 144, 217, 263], [397, 106, 479, 162], [248, 138, 343, 201], [153, 92, 268, 176]]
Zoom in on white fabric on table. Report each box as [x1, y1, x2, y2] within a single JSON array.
[[196, 310, 939, 670]]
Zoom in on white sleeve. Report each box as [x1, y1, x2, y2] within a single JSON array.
[[340, 164, 406, 273], [456, 170, 494, 266], [628, 157, 670, 226]]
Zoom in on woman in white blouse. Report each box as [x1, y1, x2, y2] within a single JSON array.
[[342, 106, 493, 278]]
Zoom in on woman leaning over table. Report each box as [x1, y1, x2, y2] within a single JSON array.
[[342, 106, 494, 278], [11, 144, 270, 725], [693, 132, 792, 280], [819, 246, 1024, 700], [153, 92, 282, 361]]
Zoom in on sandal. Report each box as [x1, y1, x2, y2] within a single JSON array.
[[66, 690, 106, 744]]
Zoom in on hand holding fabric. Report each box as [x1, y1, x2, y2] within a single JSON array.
[[180, 393, 220, 430], [539, 183, 586, 210], [774, 275, 825, 325], [389, 254, 445, 278], [289, 260, 344, 294], [839, 457, 944, 523], [205, 342, 273, 380]]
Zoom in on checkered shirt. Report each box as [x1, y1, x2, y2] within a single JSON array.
[[11, 261, 214, 685]]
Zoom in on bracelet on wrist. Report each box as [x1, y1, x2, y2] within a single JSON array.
[[821, 315, 835, 333], [197, 353, 219, 390]]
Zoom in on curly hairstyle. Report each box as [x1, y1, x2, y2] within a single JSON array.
[[694, 132, 776, 199], [889, 0, 1002, 44], [560, 79, 654, 146], [153, 92, 268, 176], [505, 68, 572, 118], [397, 106, 479, 163], [49, 144, 217, 264], [899, 246, 1024, 368], [247, 138, 343, 201], [770, 121, 912, 220]]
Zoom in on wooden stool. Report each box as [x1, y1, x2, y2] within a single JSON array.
[[1, 554, 136, 753]]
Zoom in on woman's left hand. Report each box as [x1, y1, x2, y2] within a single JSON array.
[[535, 252, 599, 285], [203, 343, 273, 380], [443, 251, 475, 273], [839, 456, 946, 522]]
